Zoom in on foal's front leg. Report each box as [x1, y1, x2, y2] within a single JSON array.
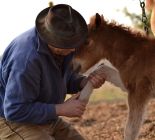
[[124, 91, 150, 140]]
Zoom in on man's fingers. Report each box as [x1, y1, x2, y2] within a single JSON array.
[[89, 71, 106, 80], [88, 74, 105, 88], [76, 109, 85, 116], [77, 105, 86, 111]]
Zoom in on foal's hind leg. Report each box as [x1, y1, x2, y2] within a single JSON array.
[[124, 90, 150, 140]]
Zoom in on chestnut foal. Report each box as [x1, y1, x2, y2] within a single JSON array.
[[73, 13, 155, 140]]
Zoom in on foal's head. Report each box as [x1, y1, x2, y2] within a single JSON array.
[[73, 13, 106, 73]]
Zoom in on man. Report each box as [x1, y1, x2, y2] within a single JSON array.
[[0, 4, 105, 140]]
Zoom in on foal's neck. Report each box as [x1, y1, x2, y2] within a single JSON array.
[[100, 24, 145, 69]]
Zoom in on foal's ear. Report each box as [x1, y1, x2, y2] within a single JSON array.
[[95, 13, 101, 28]]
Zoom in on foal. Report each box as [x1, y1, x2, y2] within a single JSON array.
[[73, 13, 155, 140]]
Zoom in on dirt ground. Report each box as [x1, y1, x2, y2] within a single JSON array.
[[64, 100, 155, 140]]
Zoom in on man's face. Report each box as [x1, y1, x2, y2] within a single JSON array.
[[48, 45, 75, 56]]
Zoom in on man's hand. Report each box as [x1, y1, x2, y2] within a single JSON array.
[[55, 93, 86, 117], [80, 66, 106, 89], [86, 67, 106, 88]]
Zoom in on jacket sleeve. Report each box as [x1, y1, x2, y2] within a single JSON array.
[[3, 59, 57, 124], [67, 67, 86, 94]]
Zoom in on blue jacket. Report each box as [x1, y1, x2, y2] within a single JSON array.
[[0, 27, 84, 124]]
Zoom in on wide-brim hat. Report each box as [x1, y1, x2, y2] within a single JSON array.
[[36, 4, 88, 49]]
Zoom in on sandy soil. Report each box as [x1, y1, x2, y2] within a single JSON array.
[[64, 100, 155, 140]]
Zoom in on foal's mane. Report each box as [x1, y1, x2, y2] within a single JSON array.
[[91, 15, 151, 42]]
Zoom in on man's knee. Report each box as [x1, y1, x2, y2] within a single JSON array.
[[53, 118, 85, 140], [0, 118, 53, 140]]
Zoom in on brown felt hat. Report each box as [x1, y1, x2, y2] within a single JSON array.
[[36, 4, 88, 49]]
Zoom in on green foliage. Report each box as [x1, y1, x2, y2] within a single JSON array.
[[123, 7, 153, 36]]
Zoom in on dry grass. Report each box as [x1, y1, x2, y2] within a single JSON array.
[[89, 82, 127, 103]]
